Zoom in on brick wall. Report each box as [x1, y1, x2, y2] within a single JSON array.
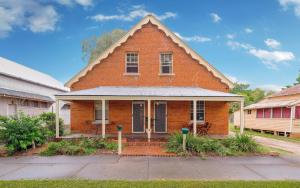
[[71, 23, 229, 92], [70, 100, 228, 135], [70, 22, 229, 135]]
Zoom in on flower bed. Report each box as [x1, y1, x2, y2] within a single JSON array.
[[40, 137, 118, 156], [167, 133, 270, 156]]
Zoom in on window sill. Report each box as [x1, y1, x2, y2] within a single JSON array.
[[123, 73, 140, 76], [92, 120, 110, 124], [158, 73, 175, 76], [189, 120, 205, 125]]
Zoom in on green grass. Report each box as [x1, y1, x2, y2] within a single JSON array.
[[0, 180, 299, 188], [230, 124, 300, 144]]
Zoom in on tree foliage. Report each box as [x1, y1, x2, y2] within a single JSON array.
[[229, 83, 273, 113], [39, 112, 64, 136], [286, 70, 300, 88], [81, 29, 127, 64], [0, 113, 51, 155]]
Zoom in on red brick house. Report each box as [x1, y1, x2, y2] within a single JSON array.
[[55, 15, 244, 139]]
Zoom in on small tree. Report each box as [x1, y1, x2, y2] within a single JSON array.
[[82, 29, 127, 64], [229, 83, 271, 113], [0, 113, 51, 155]]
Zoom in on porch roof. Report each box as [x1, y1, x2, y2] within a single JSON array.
[[0, 87, 54, 102], [244, 99, 300, 110], [55, 86, 243, 101]]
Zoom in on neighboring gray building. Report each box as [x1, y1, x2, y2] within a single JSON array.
[[0, 57, 70, 125]]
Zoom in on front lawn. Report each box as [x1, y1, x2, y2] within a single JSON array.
[[230, 124, 300, 144], [0, 180, 299, 188]]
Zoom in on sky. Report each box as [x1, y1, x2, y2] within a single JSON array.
[[1, 0, 300, 91]]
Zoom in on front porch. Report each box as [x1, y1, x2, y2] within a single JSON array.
[[55, 86, 245, 140]]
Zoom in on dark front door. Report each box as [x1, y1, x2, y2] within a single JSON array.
[[132, 102, 145, 133], [155, 102, 167, 133]]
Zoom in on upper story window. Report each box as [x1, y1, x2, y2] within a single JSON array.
[[126, 52, 139, 73], [160, 53, 173, 74]]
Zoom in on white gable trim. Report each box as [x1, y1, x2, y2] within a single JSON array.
[[65, 15, 233, 88]]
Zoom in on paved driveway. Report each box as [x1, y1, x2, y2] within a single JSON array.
[[1, 155, 300, 180], [254, 136, 300, 155]]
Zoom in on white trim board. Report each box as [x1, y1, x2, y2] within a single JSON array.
[[56, 95, 243, 102], [65, 15, 233, 88]]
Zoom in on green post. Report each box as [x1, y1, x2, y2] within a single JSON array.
[[117, 125, 123, 155], [182, 128, 189, 151]]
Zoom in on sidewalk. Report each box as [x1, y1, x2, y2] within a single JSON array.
[[1, 155, 300, 180]]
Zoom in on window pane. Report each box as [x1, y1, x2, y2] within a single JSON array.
[[127, 66, 138, 73], [264, 108, 271, 118], [256, 109, 263, 118], [282, 107, 291, 118], [272, 107, 282, 118], [162, 66, 171, 74], [95, 110, 102, 120]]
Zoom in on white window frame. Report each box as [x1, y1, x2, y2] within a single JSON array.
[[125, 52, 139, 74], [94, 100, 109, 123], [190, 101, 205, 123], [160, 52, 173, 75]]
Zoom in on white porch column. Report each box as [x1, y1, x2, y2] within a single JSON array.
[[147, 99, 151, 142], [55, 99, 60, 138], [102, 99, 106, 138], [193, 100, 197, 136], [240, 100, 245, 134], [289, 106, 295, 133]]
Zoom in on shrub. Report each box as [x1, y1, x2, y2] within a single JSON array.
[[222, 134, 258, 152], [0, 116, 9, 125], [0, 113, 51, 155], [0, 116, 8, 142], [41, 137, 117, 156], [39, 112, 64, 136], [167, 132, 259, 156]]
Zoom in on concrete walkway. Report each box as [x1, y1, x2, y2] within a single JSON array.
[[253, 136, 300, 155], [1, 155, 300, 180]]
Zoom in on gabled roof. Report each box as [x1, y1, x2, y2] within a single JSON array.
[[269, 84, 300, 98], [0, 57, 68, 91], [65, 15, 233, 88]]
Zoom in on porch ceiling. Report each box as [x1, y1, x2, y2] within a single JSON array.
[[55, 86, 243, 102]]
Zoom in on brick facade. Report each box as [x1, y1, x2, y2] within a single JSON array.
[[70, 22, 230, 136]]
